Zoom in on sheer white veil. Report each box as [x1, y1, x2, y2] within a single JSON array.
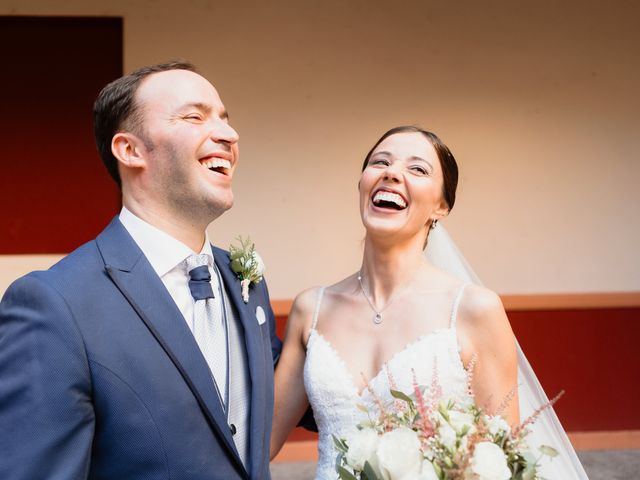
[[425, 225, 589, 479]]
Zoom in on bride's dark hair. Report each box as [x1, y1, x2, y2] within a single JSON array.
[[362, 126, 459, 211]]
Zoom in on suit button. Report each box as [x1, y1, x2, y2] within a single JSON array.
[[230, 423, 237, 435]]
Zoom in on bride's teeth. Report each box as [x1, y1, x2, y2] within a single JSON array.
[[373, 191, 407, 208]]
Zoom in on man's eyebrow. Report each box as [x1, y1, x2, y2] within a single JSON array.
[[180, 102, 211, 112]]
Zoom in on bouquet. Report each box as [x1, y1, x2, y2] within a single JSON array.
[[333, 362, 560, 480]]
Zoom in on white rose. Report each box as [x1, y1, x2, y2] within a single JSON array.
[[416, 460, 439, 480], [345, 428, 379, 471], [448, 410, 475, 433], [486, 415, 511, 436], [377, 427, 422, 480], [470, 442, 512, 480], [437, 422, 457, 449]]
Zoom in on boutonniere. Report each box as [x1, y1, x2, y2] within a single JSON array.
[[229, 236, 265, 303]]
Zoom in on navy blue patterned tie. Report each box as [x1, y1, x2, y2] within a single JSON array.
[[188, 265, 215, 300], [185, 254, 228, 410]]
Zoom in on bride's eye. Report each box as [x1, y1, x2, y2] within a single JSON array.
[[370, 158, 390, 167], [410, 165, 429, 175]]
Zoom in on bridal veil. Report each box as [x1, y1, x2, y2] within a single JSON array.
[[424, 225, 589, 479]]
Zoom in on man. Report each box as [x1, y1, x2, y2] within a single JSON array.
[[0, 61, 281, 479]]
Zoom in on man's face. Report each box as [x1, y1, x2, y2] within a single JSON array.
[[132, 69, 239, 224]]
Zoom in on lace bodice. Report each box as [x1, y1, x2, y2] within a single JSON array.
[[303, 286, 469, 480]]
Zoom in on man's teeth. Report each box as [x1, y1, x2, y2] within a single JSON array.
[[201, 158, 231, 170], [373, 191, 407, 208]]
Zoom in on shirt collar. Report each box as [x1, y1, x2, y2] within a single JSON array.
[[119, 206, 213, 277]]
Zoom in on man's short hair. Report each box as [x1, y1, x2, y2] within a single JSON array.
[[93, 60, 197, 186]]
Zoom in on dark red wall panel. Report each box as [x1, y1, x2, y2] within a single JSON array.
[[510, 307, 640, 432], [0, 16, 122, 253]]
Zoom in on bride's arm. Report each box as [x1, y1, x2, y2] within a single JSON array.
[[457, 285, 519, 425], [270, 288, 318, 460]]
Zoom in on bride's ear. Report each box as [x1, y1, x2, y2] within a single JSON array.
[[429, 199, 450, 224], [111, 132, 147, 170]]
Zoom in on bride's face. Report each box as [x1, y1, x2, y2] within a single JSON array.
[[359, 132, 449, 241]]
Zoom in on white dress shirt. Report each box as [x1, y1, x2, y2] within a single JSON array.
[[119, 207, 250, 467], [118, 207, 224, 340]]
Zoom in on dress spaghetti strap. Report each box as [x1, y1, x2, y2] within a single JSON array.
[[310, 287, 325, 331], [449, 283, 468, 330]]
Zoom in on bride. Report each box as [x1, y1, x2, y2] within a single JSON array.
[[270, 126, 587, 479]]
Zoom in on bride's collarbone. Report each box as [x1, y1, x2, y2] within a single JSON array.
[[319, 304, 451, 342], [318, 320, 447, 361], [329, 296, 454, 321]]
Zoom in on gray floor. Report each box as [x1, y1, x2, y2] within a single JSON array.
[[271, 449, 640, 479]]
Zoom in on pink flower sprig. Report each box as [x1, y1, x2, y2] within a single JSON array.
[[494, 385, 518, 417], [429, 357, 443, 405], [386, 366, 406, 414], [454, 419, 489, 479], [362, 373, 395, 431], [513, 390, 565, 437], [411, 369, 435, 440]]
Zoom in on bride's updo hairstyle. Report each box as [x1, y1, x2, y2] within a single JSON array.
[[361, 126, 459, 213]]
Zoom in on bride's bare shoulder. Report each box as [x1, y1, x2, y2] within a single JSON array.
[[457, 284, 513, 351], [460, 284, 505, 320], [288, 276, 355, 342], [292, 275, 357, 315], [290, 287, 324, 321], [282, 287, 322, 345]]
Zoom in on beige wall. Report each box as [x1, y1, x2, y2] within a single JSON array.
[[2, 0, 639, 299]]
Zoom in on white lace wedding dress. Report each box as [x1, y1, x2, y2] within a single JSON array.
[[304, 285, 470, 480], [302, 226, 588, 479]]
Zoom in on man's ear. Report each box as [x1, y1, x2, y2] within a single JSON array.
[[111, 132, 147, 170]]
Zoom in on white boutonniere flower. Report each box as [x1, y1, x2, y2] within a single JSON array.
[[229, 236, 265, 303]]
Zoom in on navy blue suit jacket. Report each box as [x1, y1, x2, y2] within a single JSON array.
[[0, 218, 282, 479]]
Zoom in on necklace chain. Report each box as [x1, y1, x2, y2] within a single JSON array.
[[357, 271, 396, 325]]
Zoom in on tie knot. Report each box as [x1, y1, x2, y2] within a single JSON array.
[[186, 254, 215, 301], [188, 264, 211, 283]]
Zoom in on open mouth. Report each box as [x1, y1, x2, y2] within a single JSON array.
[[199, 157, 231, 176], [372, 189, 408, 211]]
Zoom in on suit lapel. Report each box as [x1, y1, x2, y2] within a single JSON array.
[[213, 247, 268, 474], [96, 218, 247, 478]]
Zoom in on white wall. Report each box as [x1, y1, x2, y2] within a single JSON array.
[[2, 0, 639, 298]]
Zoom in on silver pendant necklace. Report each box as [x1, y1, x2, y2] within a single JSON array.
[[357, 271, 395, 325]]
